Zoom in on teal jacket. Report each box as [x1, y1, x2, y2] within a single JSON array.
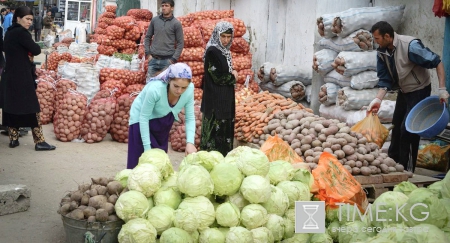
[[129, 81, 195, 151]]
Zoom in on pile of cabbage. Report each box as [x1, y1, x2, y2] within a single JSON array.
[[326, 177, 450, 243], [113, 147, 320, 243]]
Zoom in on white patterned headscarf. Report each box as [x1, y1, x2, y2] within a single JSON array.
[[147, 63, 192, 84], [204, 21, 234, 73]]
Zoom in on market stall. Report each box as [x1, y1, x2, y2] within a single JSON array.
[[64, 0, 93, 35]]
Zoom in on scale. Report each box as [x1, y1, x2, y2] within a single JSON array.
[[436, 124, 450, 143]]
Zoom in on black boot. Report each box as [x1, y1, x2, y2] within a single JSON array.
[[35, 141, 56, 151], [9, 140, 19, 148]]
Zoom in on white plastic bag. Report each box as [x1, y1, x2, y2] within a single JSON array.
[[75, 64, 101, 103], [313, 49, 338, 77], [305, 85, 312, 103], [58, 62, 79, 80], [333, 51, 377, 77], [44, 35, 55, 47], [324, 70, 351, 87], [259, 80, 306, 102], [319, 83, 340, 106], [109, 57, 131, 70], [318, 29, 374, 52], [130, 54, 142, 71], [270, 64, 312, 86], [336, 87, 378, 110], [350, 71, 379, 90], [95, 55, 112, 69]]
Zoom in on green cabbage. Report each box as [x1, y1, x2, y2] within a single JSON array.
[[276, 181, 310, 208], [310, 233, 333, 243], [160, 227, 193, 243], [173, 207, 200, 233], [138, 148, 173, 179], [217, 227, 230, 237], [210, 162, 244, 196], [393, 181, 418, 196], [160, 172, 179, 191], [199, 228, 225, 243], [177, 164, 214, 197], [261, 185, 289, 216], [240, 204, 268, 229], [338, 221, 375, 243], [292, 168, 314, 190], [115, 169, 132, 187], [128, 164, 162, 197], [400, 224, 449, 243], [147, 205, 174, 234], [240, 175, 271, 204], [281, 233, 310, 243], [370, 191, 409, 228], [180, 150, 221, 172], [177, 196, 215, 231], [225, 226, 253, 243], [401, 188, 448, 228], [283, 216, 295, 239], [264, 214, 285, 242], [115, 190, 150, 222], [441, 171, 450, 199], [327, 221, 340, 242], [153, 187, 181, 209], [224, 146, 270, 177], [428, 180, 444, 198], [118, 218, 157, 243], [368, 224, 407, 242], [326, 204, 357, 224], [147, 197, 154, 210], [215, 202, 241, 227], [441, 198, 450, 231], [267, 160, 295, 185], [251, 227, 274, 243], [190, 230, 199, 242], [209, 150, 225, 161], [226, 192, 249, 211]]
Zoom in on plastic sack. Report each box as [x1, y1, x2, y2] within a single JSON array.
[[337, 87, 378, 111], [318, 29, 374, 52], [323, 70, 350, 87], [313, 49, 338, 77], [260, 134, 304, 163], [333, 51, 377, 77], [319, 83, 340, 106], [259, 81, 306, 102], [417, 143, 450, 171], [312, 152, 368, 212], [350, 71, 379, 90], [351, 112, 389, 148]]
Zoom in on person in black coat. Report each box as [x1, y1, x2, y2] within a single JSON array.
[[0, 6, 56, 150]]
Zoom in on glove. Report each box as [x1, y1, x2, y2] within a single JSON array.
[[439, 87, 449, 104], [367, 98, 382, 114]]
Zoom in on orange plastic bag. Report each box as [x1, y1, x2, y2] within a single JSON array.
[[417, 143, 450, 171], [312, 152, 368, 212], [260, 134, 304, 164], [351, 112, 389, 149]]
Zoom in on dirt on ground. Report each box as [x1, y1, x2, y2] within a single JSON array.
[[0, 124, 186, 242]]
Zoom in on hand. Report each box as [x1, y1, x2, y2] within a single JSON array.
[[439, 88, 449, 104], [232, 70, 239, 82], [367, 98, 382, 114], [185, 143, 197, 156]]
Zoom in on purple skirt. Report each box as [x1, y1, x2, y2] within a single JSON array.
[[127, 112, 175, 169]]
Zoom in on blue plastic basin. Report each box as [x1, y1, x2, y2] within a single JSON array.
[[405, 96, 449, 138]]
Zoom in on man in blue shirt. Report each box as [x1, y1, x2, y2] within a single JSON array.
[[367, 21, 449, 173], [3, 6, 14, 36]]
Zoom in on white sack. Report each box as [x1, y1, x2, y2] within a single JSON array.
[[259, 81, 306, 102], [324, 70, 350, 87], [334, 51, 377, 77], [313, 49, 338, 77], [318, 29, 374, 52], [319, 83, 341, 106], [337, 87, 378, 110], [350, 71, 379, 90], [271, 64, 312, 86], [75, 64, 101, 103]]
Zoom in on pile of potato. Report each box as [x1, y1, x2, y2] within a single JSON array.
[[80, 97, 117, 143], [58, 177, 125, 222], [259, 109, 408, 176], [169, 105, 202, 152], [53, 91, 88, 142], [110, 94, 138, 143], [54, 79, 77, 112], [100, 79, 127, 99]]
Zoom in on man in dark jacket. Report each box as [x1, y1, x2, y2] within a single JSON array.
[[33, 12, 43, 41]]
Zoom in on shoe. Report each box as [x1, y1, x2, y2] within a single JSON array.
[[35, 141, 56, 151], [9, 140, 19, 148]]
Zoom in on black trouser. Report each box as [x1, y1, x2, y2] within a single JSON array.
[[35, 29, 42, 41], [388, 84, 431, 172]]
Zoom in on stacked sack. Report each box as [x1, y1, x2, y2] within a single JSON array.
[[314, 5, 405, 126], [169, 101, 202, 152]]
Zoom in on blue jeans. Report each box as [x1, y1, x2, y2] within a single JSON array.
[[147, 58, 171, 79]]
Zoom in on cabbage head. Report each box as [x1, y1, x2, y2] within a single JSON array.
[[310, 233, 333, 243], [276, 181, 310, 208], [177, 196, 215, 231], [251, 227, 274, 243], [393, 181, 418, 196], [226, 192, 249, 211], [441, 198, 450, 231], [370, 191, 409, 228], [240, 204, 268, 229], [147, 204, 174, 234], [147, 196, 154, 209], [327, 221, 340, 242], [177, 164, 214, 197], [173, 207, 200, 233], [264, 214, 285, 242], [285, 208, 295, 222], [338, 221, 375, 243], [225, 226, 253, 243], [326, 204, 358, 224], [224, 146, 270, 177], [400, 224, 449, 243], [261, 185, 289, 216], [199, 228, 225, 243], [160, 172, 179, 191], [153, 187, 181, 209], [118, 218, 157, 243], [240, 175, 271, 204], [160, 227, 193, 243], [138, 148, 173, 179], [209, 150, 225, 161], [267, 160, 295, 185], [180, 150, 222, 172], [283, 216, 295, 239], [115, 169, 132, 187], [115, 190, 150, 222], [210, 162, 244, 196], [292, 168, 314, 189], [217, 227, 230, 238], [401, 188, 448, 228], [281, 233, 310, 243], [428, 180, 444, 198], [215, 202, 240, 227], [128, 164, 162, 197], [441, 171, 450, 199]]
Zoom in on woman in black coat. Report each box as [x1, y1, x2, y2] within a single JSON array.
[[0, 6, 55, 150]]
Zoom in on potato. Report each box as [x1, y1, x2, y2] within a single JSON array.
[[89, 188, 98, 197], [322, 142, 332, 148], [313, 147, 323, 152], [343, 165, 352, 173], [352, 167, 361, 175], [334, 150, 345, 159], [357, 147, 367, 155], [345, 154, 357, 161], [360, 166, 371, 176], [355, 161, 362, 168], [304, 149, 314, 157], [108, 214, 120, 222], [69, 201, 79, 211], [61, 196, 71, 205], [367, 142, 379, 151], [330, 144, 341, 151], [87, 216, 96, 222], [70, 191, 83, 203], [323, 148, 333, 154], [342, 145, 355, 156], [59, 203, 71, 216], [369, 166, 378, 174], [311, 140, 322, 148], [370, 160, 381, 167], [384, 158, 397, 167], [80, 195, 90, 206], [96, 208, 109, 222], [363, 154, 375, 162], [345, 160, 356, 168], [97, 186, 108, 195], [101, 202, 115, 215], [388, 167, 397, 173], [89, 195, 108, 209], [395, 164, 404, 172], [91, 177, 109, 186], [83, 206, 97, 218], [78, 183, 91, 193], [305, 156, 314, 163], [339, 126, 351, 134]]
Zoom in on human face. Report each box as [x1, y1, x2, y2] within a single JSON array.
[[372, 30, 393, 50], [18, 15, 33, 29], [161, 3, 174, 17], [220, 33, 232, 47], [168, 78, 190, 98]]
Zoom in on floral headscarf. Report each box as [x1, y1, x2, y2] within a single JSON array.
[[204, 21, 234, 73], [147, 63, 192, 84]]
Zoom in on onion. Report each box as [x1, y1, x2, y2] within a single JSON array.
[[230, 37, 250, 54], [179, 47, 205, 62], [183, 27, 204, 48], [126, 9, 153, 21]]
